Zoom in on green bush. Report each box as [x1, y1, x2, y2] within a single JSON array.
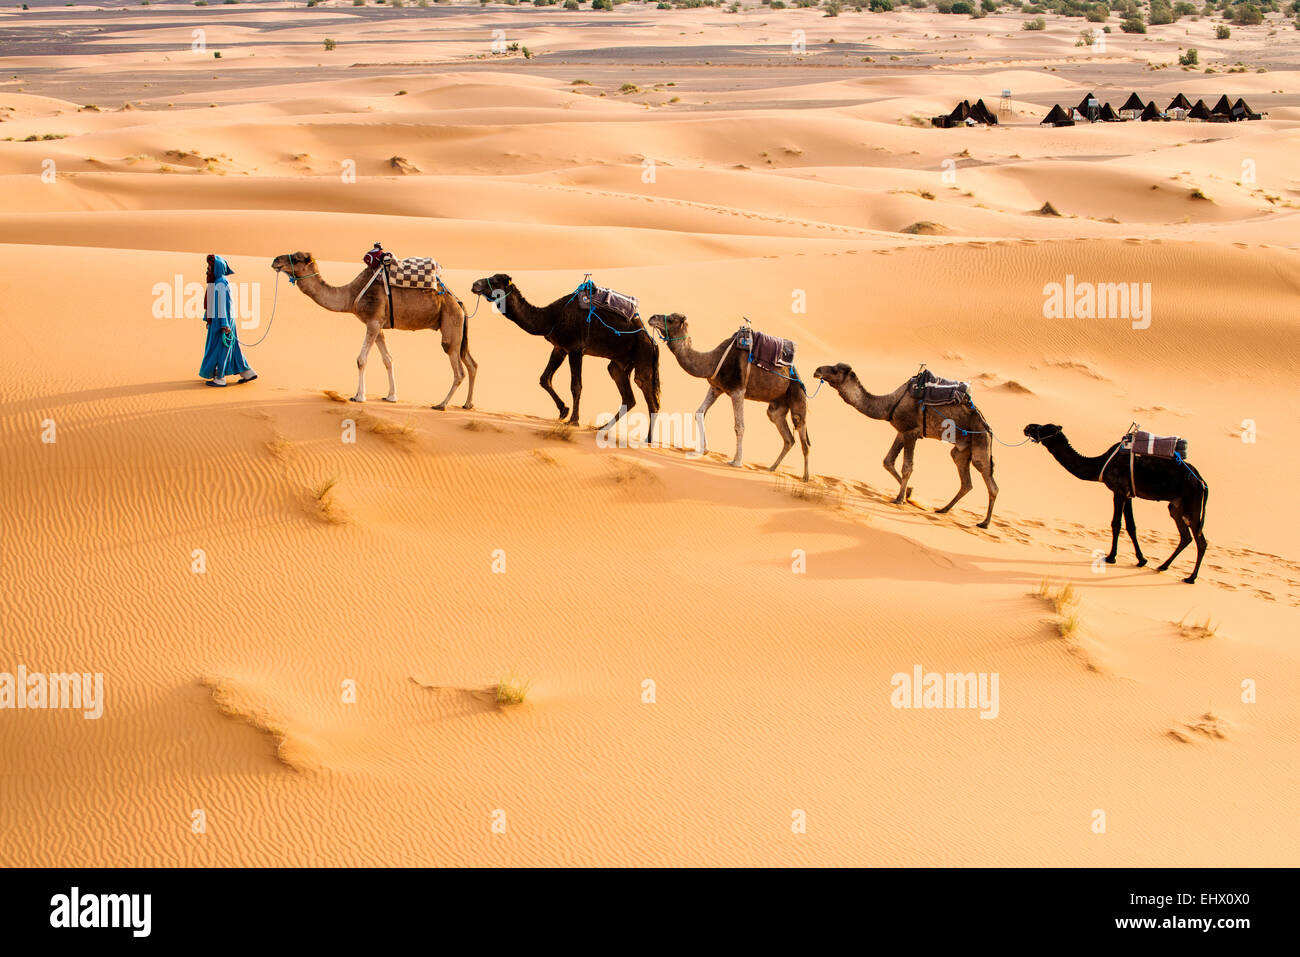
[[324, 38, 337, 51], [1120, 15, 1146, 30], [1216, 23, 1231, 36], [1179, 47, 1198, 64], [1232, 3, 1262, 23], [1023, 14, 1047, 26], [1085, 3, 1108, 20]]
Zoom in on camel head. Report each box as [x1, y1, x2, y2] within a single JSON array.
[[271, 251, 316, 281], [647, 313, 687, 341], [470, 273, 513, 302], [813, 362, 854, 388], [1024, 423, 1064, 444]]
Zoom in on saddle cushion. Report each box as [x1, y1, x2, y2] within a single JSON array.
[[1125, 430, 1187, 458], [580, 285, 639, 322], [748, 329, 796, 372], [909, 369, 970, 405], [384, 254, 443, 289], [593, 286, 639, 322]]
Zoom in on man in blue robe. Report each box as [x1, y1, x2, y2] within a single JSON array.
[[199, 254, 257, 387]]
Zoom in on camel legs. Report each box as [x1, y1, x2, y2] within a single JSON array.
[[432, 325, 465, 411], [882, 434, 914, 502], [352, 324, 380, 403], [1105, 491, 1127, 564], [936, 442, 974, 515], [973, 439, 997, 529], [566, 351, 584, 426], [460, 333, 478, 411], [539, 347, 569, 419], [374, 331, 397, 403], [791, 403, 811, 482], [766, 403, 795, 473], [1124, 499, 1146, 567], [1158, 500, 1207, 583], [633, 363, 658, 445], [891, 434, 918, 504], [727, 389, 746, 468], [597, 361, 637, 438], [690, 385, 723, 457]]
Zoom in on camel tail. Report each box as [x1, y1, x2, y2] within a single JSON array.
[[459, 308, 470, 359]]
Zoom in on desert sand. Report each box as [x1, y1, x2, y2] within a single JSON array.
[[1, 1, 1297, 867]]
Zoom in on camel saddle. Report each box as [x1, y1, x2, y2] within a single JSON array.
[[744, 328, 796, 373], [1122, 430, 1187, 459], [578, 282, 639, 322], [909, 368, 970, 405]]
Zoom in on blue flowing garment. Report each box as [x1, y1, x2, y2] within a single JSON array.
[[199, 256, 252, 379]]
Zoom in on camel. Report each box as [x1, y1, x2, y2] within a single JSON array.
[[271, 252, 476, 409], [468, 274, 660, 441], [813, 363, 997, 528], [1024, 424, 1209, 583], [646, 313, 810, 481]]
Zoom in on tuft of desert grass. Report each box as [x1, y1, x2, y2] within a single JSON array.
[[530, 448, 557, 465], [543, 421, 575, 442], [494, 668, 534, 706], [309, 474, 347, 524], [775, 474, 846, 510], [1178, 612, 1219, 639], [463, 418, 507, 433]]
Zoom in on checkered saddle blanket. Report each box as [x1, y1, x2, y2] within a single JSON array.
[[383, 254, 443, 290], [908, 368, 970, 405], [1122, 430, 1187, 458]]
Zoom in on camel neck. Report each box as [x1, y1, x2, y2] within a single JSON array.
[[296, 270, 366, 314], [837, 376, 906, 420], [1043, 435, 1111, 481], [500, 286, 553, 336], [666, 335, 728, 379]]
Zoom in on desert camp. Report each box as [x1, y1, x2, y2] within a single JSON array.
[[1041, 90, 1268, 125]]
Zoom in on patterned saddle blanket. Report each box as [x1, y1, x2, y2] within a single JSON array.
[[1122, 430, 1187, 458], [739, 327, 795, 373], [578, 283, 639, 322], [384, 254, 443, 290], [908, 368, 970, 405]]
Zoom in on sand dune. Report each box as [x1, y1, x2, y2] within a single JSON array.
[[2, 3, 1298, 867]]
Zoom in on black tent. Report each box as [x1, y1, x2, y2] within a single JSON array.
[[1167, 93, 1193, 112], [1140, 101, 1162, 121], [1040, 104, 1075, 127], [1075, 91, 1101, 122], [1099, 102, 1121, 122], [1232, 97, 1262, 120], [931, 99, 970, 128], [968, 98, 998, 125], [1119, 92, 1146, 113], [1188, 99, 1212, 120], [1211, 94, 1233, 115]]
